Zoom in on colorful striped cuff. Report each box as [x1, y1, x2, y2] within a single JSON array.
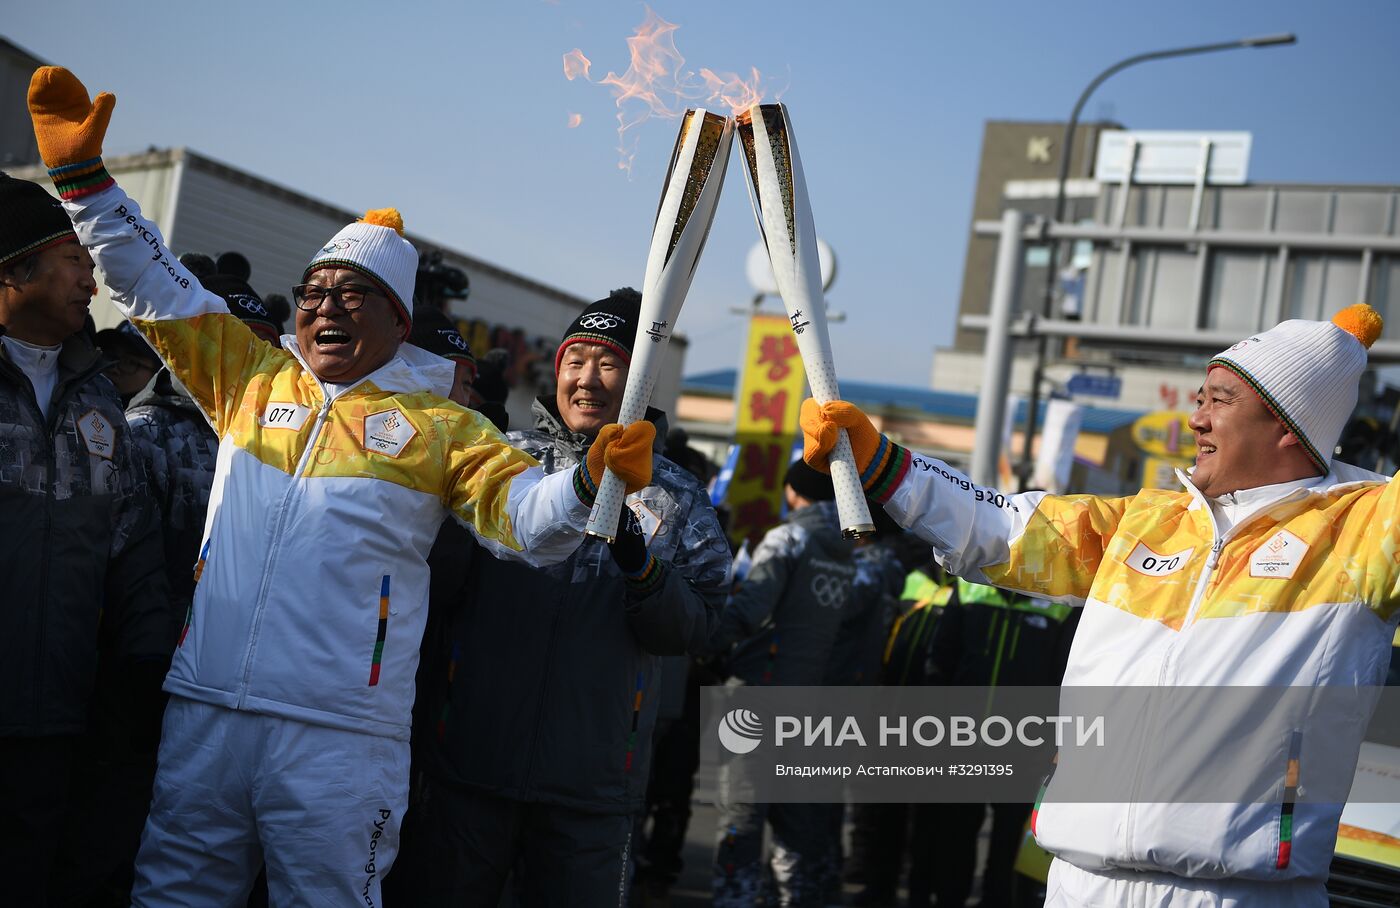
[[49, 156, 113, 200], [573, 464, 598, 507], [860, 435, 911, 503], [623, 553, 666, 596]]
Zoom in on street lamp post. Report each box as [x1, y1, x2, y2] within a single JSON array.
[[1017, 32, 1296, 490]]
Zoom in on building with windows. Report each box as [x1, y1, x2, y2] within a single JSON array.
[[936, 122, 1400, 419]]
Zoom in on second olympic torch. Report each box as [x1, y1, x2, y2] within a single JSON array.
[[585, 109, 734, 540], [737, 103, 875, 538]]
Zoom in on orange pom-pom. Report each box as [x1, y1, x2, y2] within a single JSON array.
[[360, 207, 405, 236], [1332, 303, 1383, 349]]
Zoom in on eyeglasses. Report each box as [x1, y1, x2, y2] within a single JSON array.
[[291, 282, 381, 312]]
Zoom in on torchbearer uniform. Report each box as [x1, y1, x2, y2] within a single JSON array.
[[29, 67, 636, 906], [799, 306, 1398, 908]]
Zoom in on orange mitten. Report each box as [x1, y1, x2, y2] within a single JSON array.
[[799, 398, 910, 502], [799, 399, 880, 472], [585, 422, 656, 495], [28, 66, 115, 199]]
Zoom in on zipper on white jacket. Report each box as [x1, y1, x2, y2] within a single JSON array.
[[235, 395, 334, 707], [1124, 479, 1314, 857], [1181, 484, 1314, 632]]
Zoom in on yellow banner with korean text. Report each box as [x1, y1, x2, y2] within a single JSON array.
[[726, 313, 808, 548]]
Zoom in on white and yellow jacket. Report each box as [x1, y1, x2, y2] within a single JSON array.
[[66, 184, 590, 741], [885, 452, 1400, 883]]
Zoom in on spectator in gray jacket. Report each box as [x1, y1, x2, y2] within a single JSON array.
[[709, 459, 858, 908]]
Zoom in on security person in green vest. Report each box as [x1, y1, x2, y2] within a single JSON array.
[[913, 580, 1080, 908]]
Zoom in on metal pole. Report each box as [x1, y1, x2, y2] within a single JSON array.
[[1018, 32, 1296, 490], [970, 210, 1025, 488]]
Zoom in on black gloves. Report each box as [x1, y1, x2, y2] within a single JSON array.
[[608, 506, 649, 574]]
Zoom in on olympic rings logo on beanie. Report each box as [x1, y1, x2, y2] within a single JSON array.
[[579, 313, 627, 331], [439, 329, 470, 353], [231, 294, 269, 317]]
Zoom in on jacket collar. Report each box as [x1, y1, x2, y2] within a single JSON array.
[[0, 326, 107, 383], [1175, 459, 1389, 508], [530, 395, 669, 462], [1175, 460, 1390, 539], [282, 335, 456, 400]]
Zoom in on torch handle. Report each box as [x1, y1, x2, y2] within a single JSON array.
[[586, 468, 630, 543], [582, 110, 732, 542], [584, 370, 656, 541], [827, 423, 876, 540]]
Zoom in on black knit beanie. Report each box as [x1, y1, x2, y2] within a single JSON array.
[[205, 274, 281, 337], [0, 172, 77, 268], [785, 458, 835, 502], [410, 306, 477, 378], [554, 287, 642, 375]]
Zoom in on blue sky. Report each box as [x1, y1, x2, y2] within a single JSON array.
[[9, 0, 1400, 385]]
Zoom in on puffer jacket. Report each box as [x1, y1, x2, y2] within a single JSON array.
[[714, 500, 858, 686], [825, 541, 906, 685], [63, 182, 591, 742], [0, 328, 169, 735], [884, 450, 1400, 884], [126, 368, 219, 623], [424, 398, 730, 814]]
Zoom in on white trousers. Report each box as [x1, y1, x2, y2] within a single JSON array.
[[131, 697, 409, 908], [1046, 858, 1327, 908]]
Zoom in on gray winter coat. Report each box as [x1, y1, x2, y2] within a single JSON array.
[[424, 398, 731, 814], [126, 368, 220, 620], [0, 330, 170, 736], [713, 500, 858, 686]]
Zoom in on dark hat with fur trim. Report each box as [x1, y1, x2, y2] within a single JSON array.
[[555, 287, 642, 375], [0, 172, 76, 268]]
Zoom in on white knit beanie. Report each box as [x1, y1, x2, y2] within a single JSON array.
[[304, 208, 417, 339], [1209, 303, 1383, 473]]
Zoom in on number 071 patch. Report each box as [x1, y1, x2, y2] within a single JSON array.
[[260, 402, 312, 430]]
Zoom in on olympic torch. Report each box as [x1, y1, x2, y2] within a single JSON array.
[[737, 103, 874, 538], [586, 109, 734, 540]]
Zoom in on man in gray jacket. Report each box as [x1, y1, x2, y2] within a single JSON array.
[[708, 459, 858, 908], [401, 289, 731, 907]]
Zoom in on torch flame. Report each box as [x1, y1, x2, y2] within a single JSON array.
[[567, 112, 583, 128], [562, 49, 591, 82], [563, 7, 784, 175], [698, 67, 768, 114], [594, 7, 688, 173]]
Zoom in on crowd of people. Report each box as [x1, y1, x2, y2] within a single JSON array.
[[5, 63, 1400, 908]]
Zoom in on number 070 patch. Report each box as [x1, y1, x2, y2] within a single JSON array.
[[1124, 541, 1195, 577]]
